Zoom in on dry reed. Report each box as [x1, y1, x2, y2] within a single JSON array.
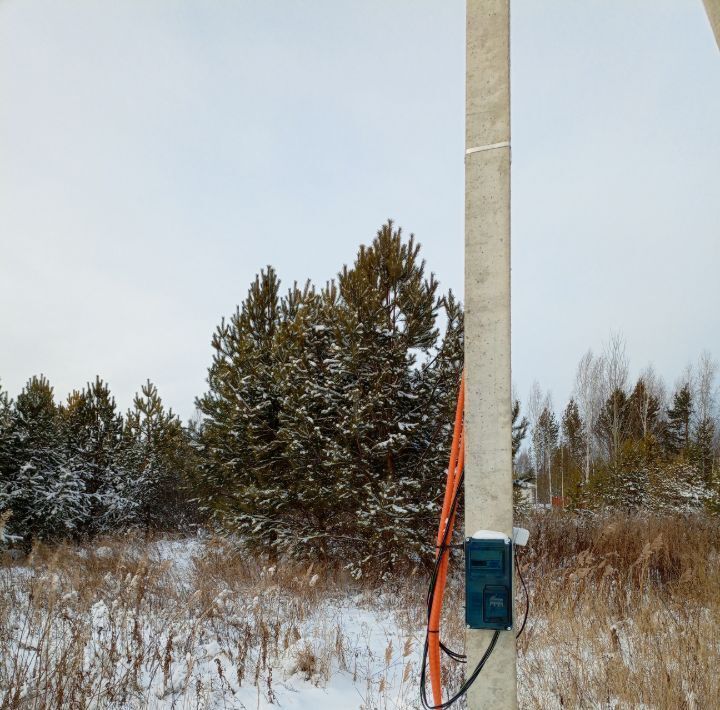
[[0, 512, 716, 709]]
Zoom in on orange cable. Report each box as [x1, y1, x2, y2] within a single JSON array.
[[428, 373, 465, 706]]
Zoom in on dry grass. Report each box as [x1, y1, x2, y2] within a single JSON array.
[[0, 512, 717, 709], [516, 511, 720, 708]]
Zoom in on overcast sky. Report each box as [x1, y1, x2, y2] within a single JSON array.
[[1, 0, 719, 421]]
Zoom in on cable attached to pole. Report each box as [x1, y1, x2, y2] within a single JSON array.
[[420, 373, 501, 709], [420, 372, 529, 708]]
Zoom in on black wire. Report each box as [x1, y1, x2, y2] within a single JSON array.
[[419, 465, 503, 709], [440, 641, 466, 663], [420, 464, 533, 706], [421, 629, 500, 710], [515, 550, 529, 640]]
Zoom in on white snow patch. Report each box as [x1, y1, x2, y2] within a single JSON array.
[[471, 529, 510, 542]]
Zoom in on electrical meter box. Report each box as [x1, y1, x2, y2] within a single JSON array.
[[465, 533, 513, 631]]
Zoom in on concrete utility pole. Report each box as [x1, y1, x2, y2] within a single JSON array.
[[464, 1, 516, 709], [703, 0, 720, 50]]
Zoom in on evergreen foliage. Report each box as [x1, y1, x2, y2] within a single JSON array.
[[664, 384, 693, 457], [0, 374, 191, 546], [512, 400, 531, 509], [60, 377, 125, 533], [693, 416, 716, 484], [561, 399, 585, 469], [122, 380, 192, 529], [0, 382, 14, 533], [195, 221, 458, 571], [0, 377, 89, 543], [512, 400, 529, 460], [273, 284, 350, 558], [2, 221, 719, 560], [195, 266, 287, 548]]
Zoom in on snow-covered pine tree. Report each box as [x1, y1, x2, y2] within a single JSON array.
[[663, 384, 693, 458], [0, 381, 17, 545], [333, 221, 439, 572], [0, 381, 13, 478], [693, 417, 716, 485], [274, 281, 353, 559], [122, 379, 192, 530], [60, 377, 125, 533], [195, 267, 286, 547], [400, 291, 464, 562], [0, 376, 89, 543]]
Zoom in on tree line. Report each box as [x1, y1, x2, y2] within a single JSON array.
[[0, 376, 195, 547], [2, 221, 718, 568], [519, 335, 719, 513]]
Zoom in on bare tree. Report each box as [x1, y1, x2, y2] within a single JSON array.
[[678, 362, 695, 397], [527, 380, 544, 483], [601, 332, 629, 466], [694, 351, 718, 426], [527, 382, 557, 503], [694, 351, 718, 480], [574, 350, 604, 484], [602, 331, 629, 394]]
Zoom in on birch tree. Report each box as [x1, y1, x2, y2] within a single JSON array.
[[600, 332, 629, 466], [573, 350, 604, 484], [693, 351, 718, 482]]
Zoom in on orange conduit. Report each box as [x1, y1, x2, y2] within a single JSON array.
[[428, 372, 465, 706]]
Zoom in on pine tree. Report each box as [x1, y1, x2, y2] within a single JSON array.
[[664, 384, 693, 458], [561, 399, 585, 465], [406, 291, 464, 557], [0, 381, 13, 480], [0, 381, 17, 544], [122, 380, 191, 530], [0, 376, 89, 543], [60, 377, 125, 533], [195, 266, 285, 547], [596, 444, 652, 511], [416, 291, 464, 479], [512, 400, 529, 461], [332, 221, 439, 571], [273, 283, 352, 558], [511, 399, 531, 510], [693, 416, 716, 485], [559, 398, 585, 499]]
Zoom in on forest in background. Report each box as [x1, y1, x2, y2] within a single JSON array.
[[1, 222, 718, 571]]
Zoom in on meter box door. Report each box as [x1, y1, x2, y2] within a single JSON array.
[[465, 535, 513, 631]]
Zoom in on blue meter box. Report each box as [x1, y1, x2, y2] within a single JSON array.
[[465, 535, 513, 630]]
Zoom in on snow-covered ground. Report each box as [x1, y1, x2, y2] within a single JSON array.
[[2, 527, 717, 709], [0, 536, 447, 709]]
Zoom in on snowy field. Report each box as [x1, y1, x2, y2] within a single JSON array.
[[1, 536, 444, 709], [2, 514, 718, 709]]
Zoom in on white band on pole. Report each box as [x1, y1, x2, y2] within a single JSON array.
[[465, 141, 510, 155]]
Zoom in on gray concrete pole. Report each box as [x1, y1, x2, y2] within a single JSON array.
[[703, 0, 720, 50], [464, 0, 516, 708]]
